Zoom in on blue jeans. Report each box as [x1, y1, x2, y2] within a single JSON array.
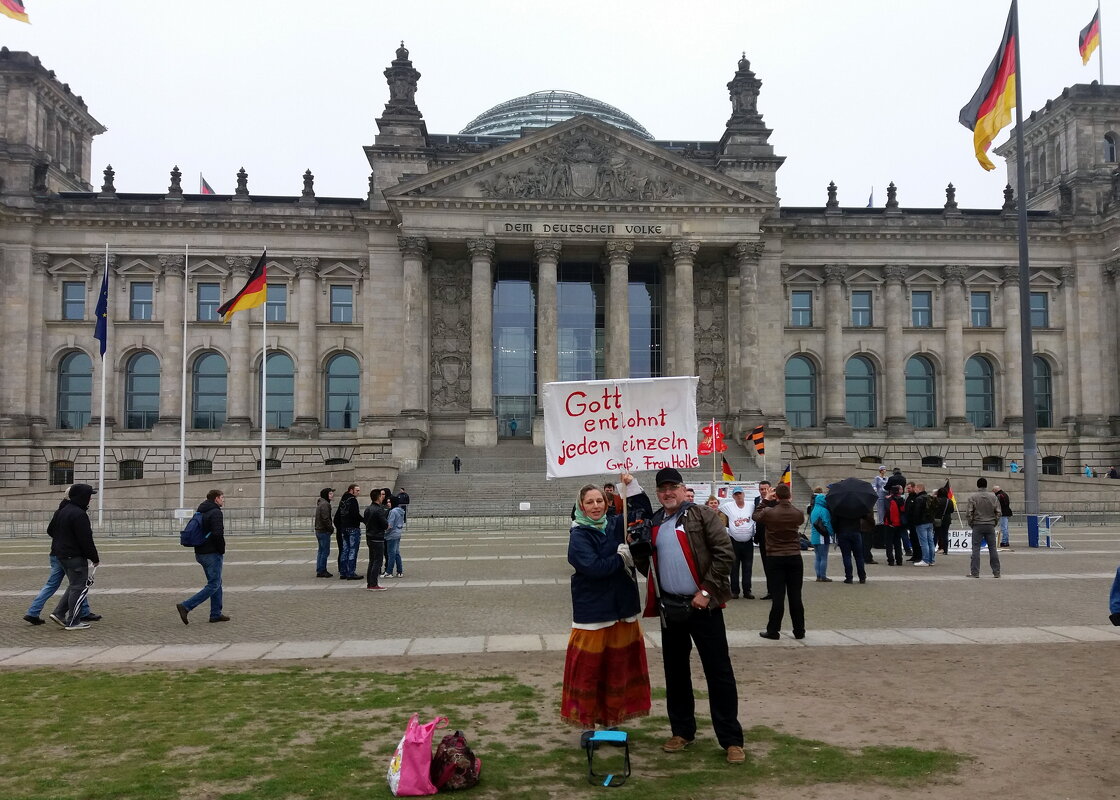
[[315, 532, 332, 574], [836, 530, 866, 581], [813, 541, 829, 579], [999, 516, 1010, 546], [339, 528, 361, 577], [917, 523, 936, 564], [183, 553, 224, 619], [1110, 565, 1120, 615], [385, 538, 403, 575], [28, 555, 92, 618]]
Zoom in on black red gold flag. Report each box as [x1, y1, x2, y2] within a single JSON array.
[[959, 2, 1017, 171], [0, 0, 29, 24], [216, 250, 267, 322], [1080, 9, 1101, 65]]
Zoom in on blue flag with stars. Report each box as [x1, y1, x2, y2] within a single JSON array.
[[93, 262, 109, 356]]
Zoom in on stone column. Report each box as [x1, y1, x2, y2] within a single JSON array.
[[735, 242, 764, 421], [669, 240, 699, 376], [1001, 265, 1024, 433], [466, 238, 497, 446], [0, 243, 32, 436], [661, 254, 676, 374], [533, 239, 561, 446], [822, 265, 851, 435], [883, 265, 911, 434], [1104, 262, 1120, 433], [155, 254, 185, 433], [398, 236, 430, 415], [605, 240, 633, 379], [1062, 264, 1095, 432], [27, 253, 48, 431], [224, 256, 253, 435], [943, 266, 970, 432], [291, 257, 320, 436]]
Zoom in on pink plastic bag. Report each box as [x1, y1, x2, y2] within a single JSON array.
[[386, 713, 448, 796]]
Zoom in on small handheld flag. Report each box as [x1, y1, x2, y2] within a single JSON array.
[[1080, 9, 1101, 65], [0, 0, 30, 24], [779, 463, 792, 486], [721, 457, 735, 482], [697, 421, 727, 455], [93, 260, 109, 357], [216, 250, 268, 322], [944, 479, 957, 509], [749, 425, 765, 455], [959, 2, 1017, 171]]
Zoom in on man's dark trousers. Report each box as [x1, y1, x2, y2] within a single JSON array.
[[660, 606, 743, 748], [764, 554, 805, 636], [730, 540, 753, 597]]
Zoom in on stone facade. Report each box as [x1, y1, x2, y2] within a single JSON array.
[[1, 45, 1119, 493]]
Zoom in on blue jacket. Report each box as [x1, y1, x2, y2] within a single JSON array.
[[568, 515, 641, 625], [385, 506, 405, 541], [809, 493, 834, 545]]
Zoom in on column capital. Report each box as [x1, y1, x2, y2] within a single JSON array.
[[398, 236, 430, 261], [883, 264, 907, 283], [1001, 264, 1020, 284], [88, 251, 117, 270], [467, 237, 496, 260], [669, 239, 699, 263], [1104, 260, 1120, 281], [534, 239, 562, 261], [732, 241, 764, 265], [823, 264, 847, 284], [1059, 265, 1076, 284], [158, 253, 185, 276], [32, 251, 50, 274], [604, 239, 634, 263], [226, 255, 253, 276], [943, 265, 968, 285], [292, 256, 320, 276]]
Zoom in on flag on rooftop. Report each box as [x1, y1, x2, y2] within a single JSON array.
[[216, 250, 267, 322], [748, 425, 765, 455], [93, 258, 109, 357], [959, 1, 1017, 171], [0, 0, 29, 24], [1079, 9, 1101, 65], [200, 174, 215, 195]]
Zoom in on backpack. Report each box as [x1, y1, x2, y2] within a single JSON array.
[[430, 730, 481, 791], [179, 512, 210, 547]]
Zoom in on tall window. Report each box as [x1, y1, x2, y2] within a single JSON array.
[[790, 290, 813, 327], [324, 353, 359, 429], [557, 262, 603, 381], [905, 355, 936, 428], [1042, 456, 1063, 475], [970, 291, 991, 327], [50, 459, 74, 486], [266, 284, 287, 322], [784, 356, 817, 428], [261, 352, 294, 429], [1033, 356, 1053, 428], [57, 351, 92, 429], [911, 291, 932, 327], [62, 281, 85, 320], [850, 290, 873, 327], [845, 355, 877, 428], [192, 352, 227, 429], [125, 351, 160, 430], [330, 285, 353, 323], [129, 282, 153, 320], [1029, 292, 1049, 328], [118, 459, 144, 480], [1106, 133, 1118, 163], [628, 263, 662, 378], [965, 355, 995, 428], [197, 282, 221, 321]]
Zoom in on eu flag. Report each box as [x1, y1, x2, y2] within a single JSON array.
[[93, 264, 109, 356]]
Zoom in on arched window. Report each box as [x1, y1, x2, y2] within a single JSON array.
[[845, 356, 876, 428], [982, 456, 1003, 472], [192, 352, 227, 429], [125, 351, 160, 430], [1042, 456, 1063, 475], [1105, 133, 1118, 163], [49, 459, 74, 486], [784, 356, 817, 428], [188, 459, 212, 476], [57, 351, 92, 430], [965, 356, 995, 428], [1033, 356, 1053, 428], [324, 353, 359, 430], [905, 355, 937, 428], [261, 352, 294, 430], [118, 459, 144, 480]]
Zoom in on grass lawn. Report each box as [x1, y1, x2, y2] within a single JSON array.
[[0, 666, 965, 799]]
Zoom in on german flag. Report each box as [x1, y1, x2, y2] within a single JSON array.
[[200, 174, 215, 195], [779, 463, 792, 486], [959, 2, 1017, 171], [217, 250, 267, 322], [748, 425, 765, 455], [721, 457, 735, 482], [944, 479, 957, 509], [1080, 9, 1101, 65], [0, 0, 29, 23]]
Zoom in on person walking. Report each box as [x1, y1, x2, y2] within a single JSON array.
[[313, 488, 334, 578], [752, 483, 806, 640], [364, 489, 389, 591], [720, 488, 755, 599], [336, 483, 363, 580], [176, 489, 229, 624], [808, 488, 833, 582], [966, 478, 1001, 579], [452, 455, 462, 474], [24, 493, 99, 625], [993, 485, 1013, 548], [45, 484, 100, 630], [831, 504, 868, 585], [632, 467, 745, 765], [560, 484, 651, 729], [384, 494, 405, 577]]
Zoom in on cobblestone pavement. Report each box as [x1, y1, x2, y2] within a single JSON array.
[[2, 524, 1118, 665]]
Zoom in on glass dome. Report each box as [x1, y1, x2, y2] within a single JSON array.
[[460, 90, 653, 140]]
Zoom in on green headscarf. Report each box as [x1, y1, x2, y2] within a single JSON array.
[[573, 507, 608, 532]]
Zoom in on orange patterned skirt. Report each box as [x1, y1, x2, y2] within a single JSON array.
[[560, 620, 651, 728]]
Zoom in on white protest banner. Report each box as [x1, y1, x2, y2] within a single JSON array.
[[543, 376, 699, 479]]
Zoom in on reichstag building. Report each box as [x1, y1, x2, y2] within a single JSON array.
[[1, 43, 1119, 491]]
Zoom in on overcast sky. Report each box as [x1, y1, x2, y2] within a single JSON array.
[[3, 1, 1108, 208]]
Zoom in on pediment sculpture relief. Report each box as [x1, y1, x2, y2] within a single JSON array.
[[477, 136, 685, 201]]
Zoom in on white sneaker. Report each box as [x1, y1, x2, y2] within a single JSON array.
[[64, 621, 91, 630], [913, 561, 930, 567]]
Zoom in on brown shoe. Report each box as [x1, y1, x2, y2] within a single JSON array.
[[726, 745, 746, 764], [662, 735, 693, 753]]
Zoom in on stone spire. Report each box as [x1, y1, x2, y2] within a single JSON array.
[[716, 53, 784, 195], [726, 53, 764, 130], [374, 41, 428, 146]]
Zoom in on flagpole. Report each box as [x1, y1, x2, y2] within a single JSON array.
[[179, 244, 189, 511], [711, 417, 717, 486], [97, 243, 109, 526], [260, 292, 267, 524], [1010, 0, 1041, 543], [1099, 0, 1105, 85]]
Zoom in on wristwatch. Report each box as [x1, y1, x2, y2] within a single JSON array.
[[699, 589, 710, 598]]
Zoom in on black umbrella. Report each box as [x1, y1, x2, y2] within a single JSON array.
[[825, 477, 878, 520]]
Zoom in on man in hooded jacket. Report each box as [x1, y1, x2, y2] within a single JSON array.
[[176, 489, 229, 624], [48, 483, 100, 630]]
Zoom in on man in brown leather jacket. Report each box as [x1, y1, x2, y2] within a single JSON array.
[[632, 467, 744, 765], [752, 483, 806, 640]]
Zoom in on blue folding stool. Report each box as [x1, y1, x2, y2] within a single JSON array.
[[584, 730, 630, 787]]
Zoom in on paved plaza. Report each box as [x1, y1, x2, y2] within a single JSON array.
[[2, 523, 1119, 666]]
